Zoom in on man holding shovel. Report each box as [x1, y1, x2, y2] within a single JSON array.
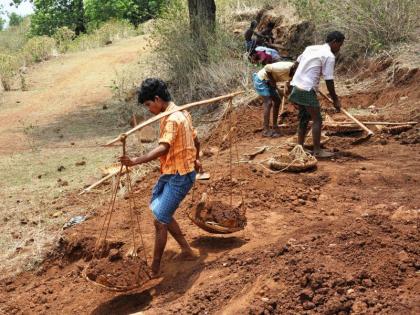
[[252, 60, 296, 137], [120, 78, 201, 277], [288, 31, 345, 157]]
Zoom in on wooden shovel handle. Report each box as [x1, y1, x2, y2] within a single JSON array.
[[318, 90, 374, 136], [341, 108, 374, 135]]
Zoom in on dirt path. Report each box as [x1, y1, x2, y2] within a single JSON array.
[[0, 36, 149, 153], [0, 46, 419, 314], [0, 98, 418, 314]]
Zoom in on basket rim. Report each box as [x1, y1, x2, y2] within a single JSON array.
[[187, 212, 245, 234], [82, 258, 156, 292], [269, 155, 317, 172]]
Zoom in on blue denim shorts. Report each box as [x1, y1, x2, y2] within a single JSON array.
[[252, 73, 277, 97], [150, 171, 196, 224]]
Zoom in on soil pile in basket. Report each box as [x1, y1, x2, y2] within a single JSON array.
[[86, 249, 150, 288], [200, 201, 247, 228]]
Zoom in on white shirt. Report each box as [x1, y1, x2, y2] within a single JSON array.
[[257, 61, 294, 82], [291, 43, 335, 91]]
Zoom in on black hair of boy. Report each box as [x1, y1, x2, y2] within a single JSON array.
[[138, 78, 172, 104]]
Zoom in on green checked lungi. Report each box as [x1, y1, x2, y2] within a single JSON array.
[[288, 86, 322, 130], [288, 86, 320, 107]]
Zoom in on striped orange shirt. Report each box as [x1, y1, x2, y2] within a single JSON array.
[[159, 102, 197, 175]]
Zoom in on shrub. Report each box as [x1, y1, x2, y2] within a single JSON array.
[[154, 0, 250, 104], [22, 36, 56, 63], [0, 18, 31, 54], [0, 54, 20, 91], [53, 27, 76, 53], [290, 0, 419, 58], [68, 19, 135, 52]]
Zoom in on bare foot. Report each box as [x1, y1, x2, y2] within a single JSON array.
[[151, 260, 161, 278]]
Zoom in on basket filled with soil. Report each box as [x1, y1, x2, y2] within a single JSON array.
[[267, 145, 317, 172], [189, 193, 247, 234], [82, 241, 158, 292]]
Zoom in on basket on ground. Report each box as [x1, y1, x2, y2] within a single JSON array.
[[268, 145, 317, 172]]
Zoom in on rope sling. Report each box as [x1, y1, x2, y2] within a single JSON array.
[[82, 136, 160, 292], [188, 98, 247, 234]]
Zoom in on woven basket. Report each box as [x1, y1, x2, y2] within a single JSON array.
[[267, 145, 317, 172], [382, 124, 413, 135], [82, 256, 160, 292], [269, 155, 317, 172], [188, 212, 245, 234]]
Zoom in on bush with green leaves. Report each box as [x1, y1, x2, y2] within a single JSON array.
[[0, 54, 21, 91], [290, 0, 419, 58], [8, 12, 24, 27], [22, 36, 56, 63], [84, 0, 168, 29], [29, 0, 85, 36]]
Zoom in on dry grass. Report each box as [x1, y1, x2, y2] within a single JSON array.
[[0, 96, 157, 275], [0, 19, 140, 92], [0, 54, 21, 91], [290, 0, 420, 59], [154, 0, 255, 105], [67, 20, 137, 52]]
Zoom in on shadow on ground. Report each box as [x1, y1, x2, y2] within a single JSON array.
[[90, 291, 152, 315], [191, 236, 247, 254]]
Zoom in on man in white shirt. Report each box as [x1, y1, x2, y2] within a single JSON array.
[[288, 31, 345, 157], [252, 61, 295, 137]]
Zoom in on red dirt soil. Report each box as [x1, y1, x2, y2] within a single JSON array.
[[85, 255, 150, 289], [197, 200, 247, 228], [0, 76, 419, 314]]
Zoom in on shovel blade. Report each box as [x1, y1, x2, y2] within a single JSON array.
[[351, 133, 373, 145]]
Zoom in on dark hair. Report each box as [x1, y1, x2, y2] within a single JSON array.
[[326, 31, 345, 43], [267, 21, 275, 28], [251, 20, 257, 28], [138, 78, 172, 104]]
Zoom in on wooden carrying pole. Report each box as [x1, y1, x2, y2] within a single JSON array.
[[79, 172, 117, 195], [105, 91, 244, 147], [318, 90, 374, 136], [79, 92, 243, 195]]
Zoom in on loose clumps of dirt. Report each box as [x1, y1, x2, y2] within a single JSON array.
[[200, 201, 247, 228], [85, 254, 150, 289]]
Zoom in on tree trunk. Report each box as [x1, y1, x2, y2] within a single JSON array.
[[188, 0, 216, 61]]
